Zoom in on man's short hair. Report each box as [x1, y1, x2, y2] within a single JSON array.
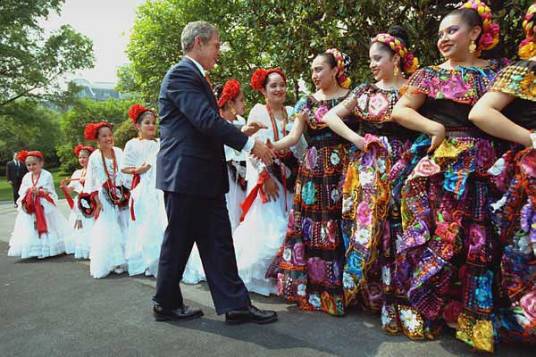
[[181, 21, 218, 53]]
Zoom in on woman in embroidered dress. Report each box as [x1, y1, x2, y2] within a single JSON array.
[[469, 3, 536, 344], [83, 121, 130, 279], [232, 68, 305, 296], [321, 27, 420, 322], [121, 104, 166, 277], [390, 1, 506, 351], [8, 151, 67, 259], [266, 49, 354, 315], [182, 79, 268, 284], [61, 144, 95, 259]]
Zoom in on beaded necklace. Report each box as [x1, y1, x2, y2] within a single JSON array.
[[100, 148, 121, 205]]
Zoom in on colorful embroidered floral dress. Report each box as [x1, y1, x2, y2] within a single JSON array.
[[486, 60, 536, 344], [268, 94, 356, 316], [393, 60, 507, 352], [339, 84, 417, 316]]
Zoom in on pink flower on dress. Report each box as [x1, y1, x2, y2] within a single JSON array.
[[314, 105, 329, 123], [442, 74, 471, 100], [308, 257, 326, 283], [475, 140, 495, 170], [520, 291, 536, 323], [327, 220, 337, 243], [357, 201, 372, 226], [411, 157, 440, 178], [292, 242, 306, 266], [306, 146, 318, 170]]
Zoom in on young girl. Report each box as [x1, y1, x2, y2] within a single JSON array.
[[8, 150, 68, 259], [83, 121, 130, 278], [61, 144, 95, 259], [232, 68, 305, 296], [182, 79, 267, 284], [121, 104, 166, 277]]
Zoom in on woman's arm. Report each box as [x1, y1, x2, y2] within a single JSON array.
[[469, 91, 531, 147], [270, 113, 306, 150], [323, 100, 364, 149], [392, 92, 445, 152]]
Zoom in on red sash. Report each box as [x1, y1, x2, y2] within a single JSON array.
[[240, 170, 270, 222], [22, 189, 55, 236], [130, 173, 141, 220]]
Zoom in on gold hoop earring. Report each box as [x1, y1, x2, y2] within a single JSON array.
[[469, 40, 477, 54]]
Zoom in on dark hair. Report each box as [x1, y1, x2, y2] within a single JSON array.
[[315, 52, 338, 69], [445, 7, 483, 43], [372, 25, 410, 71], [136, 110, 155, 124], [264, 71, 286, 89]]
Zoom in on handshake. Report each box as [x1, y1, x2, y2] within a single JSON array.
[[241, 121, 276, 165]]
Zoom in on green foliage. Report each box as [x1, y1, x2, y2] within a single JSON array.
[[57, 98, 137, 174], [121, 0, 533, 105], [0, 0, 94, 107], [0, 101, 61, 165]]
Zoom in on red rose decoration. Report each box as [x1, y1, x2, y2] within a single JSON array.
[[128, 104, 152, 124], [218, 79, 241, 108], [17, 150, 29, 162], [250, 67, 286, 92], [20, 150, 43, 161], [83, 121, 113, 141], [73, 144, 95, 157]]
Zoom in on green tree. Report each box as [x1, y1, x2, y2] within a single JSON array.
[[58, 98, 137, 174], [121, 0, 533, 105], [0, 0, 94, 107]]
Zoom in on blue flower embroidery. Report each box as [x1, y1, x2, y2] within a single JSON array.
[[302, 181, 317, 205]]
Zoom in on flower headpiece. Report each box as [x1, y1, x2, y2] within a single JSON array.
[[371, 33, 419, 75], [83, 121, 113, 141], [128, 104, 154, 124], [19, 150, 43, 161], [218, 79, 241, 108], [73, 144, 95, 157], [325, 48, 352, 88], [250, 68, 286, 92], [519, 3, 536, 60], [461, 0, 500, 52]]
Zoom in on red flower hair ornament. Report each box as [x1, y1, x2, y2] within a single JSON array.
[[83, 121, 113, 141], [128, 104, 154, 124], [250, 68, 286, 92], [19, 150, 43, 161], [73, 144, 95, 157], [218, 79, 241, 108]]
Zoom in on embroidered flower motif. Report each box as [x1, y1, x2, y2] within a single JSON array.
[[357, 201, 372, 226], [355, 228, 371, 246], [345, 251, 363, 277], [302, 217, 313, 240], [377, 158, 387, 174], [330, 151, 341, 166], [305, 146, 318, 170], [308, 293, 321, 308], [327, 220, 337, 244], [357, 93, 368, 112], [381, 305, 392, 328], [488, 157, 505, 176], [308, 257, 326, 283], [301, 181, 317, 205], [342, 195, 353, 214], [314, 105, 329, 123], [400, 308, 420, 333], [382, 266, 391, 287], [330, 188, 340, 203], [292, 242, 305, 265], [520, 291, 536, 324], [297, 283, 307, 297], [410, 156, 441, 179], [343, 272, 355, 289], [441, 73, 472, 101], [359, 170, 375, 186], [368, 92, 389, 118], [282, 248, 292, 262]]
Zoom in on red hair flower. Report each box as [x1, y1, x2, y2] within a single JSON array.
[[128, 104, 153, 124], [83, 121, 113, 141], [218, 79, 241, 108], [20, 150, 43, 161], [250, 68, 286, 92], [73, 144, 95, 157], [17, 150, 28, 162], [461, 0, 500, 52]]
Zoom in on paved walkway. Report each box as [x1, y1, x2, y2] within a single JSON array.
[[0, 201, 530, 356]]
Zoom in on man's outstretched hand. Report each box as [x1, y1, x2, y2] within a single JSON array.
[[251, 139, 275, 165]]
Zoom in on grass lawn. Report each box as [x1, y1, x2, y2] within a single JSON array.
[[0, 167, 69, 202]]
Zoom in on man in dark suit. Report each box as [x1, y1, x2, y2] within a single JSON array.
[[154, 21, 277, 325], [6, 152, 27, 208]]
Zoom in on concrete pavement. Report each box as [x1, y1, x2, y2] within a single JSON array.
[[0, 201, 531, 356]]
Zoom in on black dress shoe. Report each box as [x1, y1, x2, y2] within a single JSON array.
[[153, 303, 203, 321], [225, 304, 278, 325]]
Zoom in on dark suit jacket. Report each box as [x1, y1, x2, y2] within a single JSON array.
[[156, 58, 248, 197], [6, 160, 27, 183]]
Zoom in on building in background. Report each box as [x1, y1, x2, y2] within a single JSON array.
[[72, 79, 124, 101]]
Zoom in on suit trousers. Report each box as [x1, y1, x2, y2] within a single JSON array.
[[153, 191, 250, 314]]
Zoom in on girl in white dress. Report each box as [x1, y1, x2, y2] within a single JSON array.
[[8, 150, 67, 259], [121, 104, 166, 277], [61, 144, 95, 259], [83, 122, 130, 278], [233, 68, 306, 296], [182, 79, 267, 284]]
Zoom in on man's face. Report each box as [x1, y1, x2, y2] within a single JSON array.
[[197, 33, 220, 70]]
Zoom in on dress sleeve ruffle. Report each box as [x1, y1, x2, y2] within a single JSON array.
[[490, 60, 536, 102]]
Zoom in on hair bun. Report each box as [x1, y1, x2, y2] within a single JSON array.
[[388, 25, 411, 48]]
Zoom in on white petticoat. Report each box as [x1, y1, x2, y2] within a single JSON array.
[[8, 200, 67, 259], [125, 179, 166, 277], [88, 191, 129, 278], [233, 179, 293, 296], [64, 210, 94, 259]]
